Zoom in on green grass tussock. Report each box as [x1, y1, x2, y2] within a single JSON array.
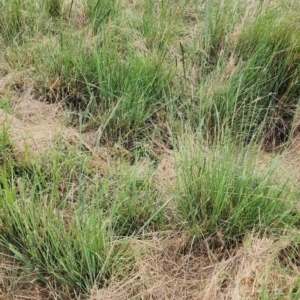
[[229, 6, 300, 145], [0, 150, 132, 293], [0, 198, 134, 292], [176, 139, 299, 243], [0, 146, 166, 293]]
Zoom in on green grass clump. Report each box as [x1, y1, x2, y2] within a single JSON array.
[[176, 139, 299, 242], [0, 148, 165, 293], [178, 1, 300, 147], [89, 52, 173, 142], [0, 150, 137, 293], [38, 40, 174, 142], [211, 6, 300, 146], [0, 199, 134, 292]]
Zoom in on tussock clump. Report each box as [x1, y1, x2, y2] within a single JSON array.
[[176, 138, 299, 242], [228, 6, 300, 147]]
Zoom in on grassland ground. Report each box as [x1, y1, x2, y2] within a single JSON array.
[[1, 0, 300, 299]]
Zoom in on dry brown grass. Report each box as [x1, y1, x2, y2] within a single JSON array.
[[0, 84, 110, 172], [255, 136, 300, 191], [90, 232, 300, 300], [0, 96, 65, 162]]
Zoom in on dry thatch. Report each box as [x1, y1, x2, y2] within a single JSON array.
[[90, 232, 300, 300]]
